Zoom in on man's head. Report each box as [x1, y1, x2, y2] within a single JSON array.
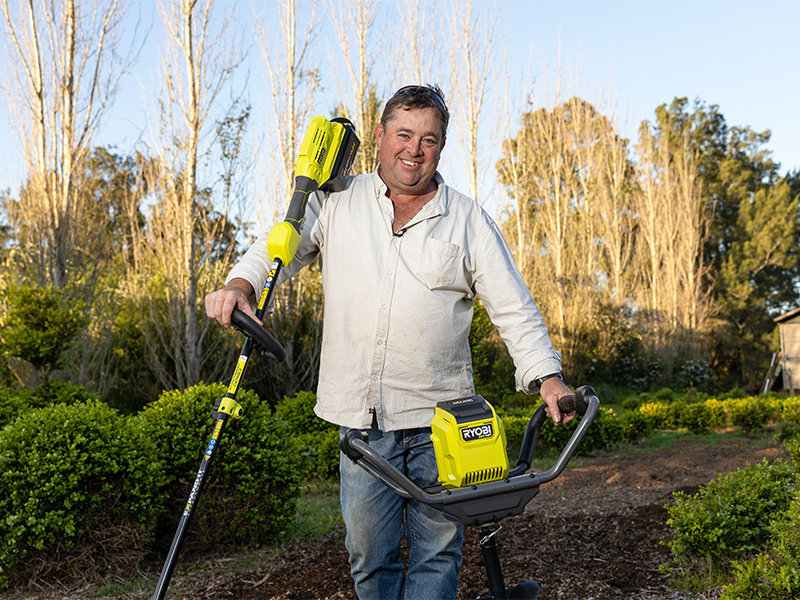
[[375, 87, 448, 197], [380, 84, 449, 140]]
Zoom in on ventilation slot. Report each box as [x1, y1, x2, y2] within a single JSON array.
[[464, 466, 504, 485]]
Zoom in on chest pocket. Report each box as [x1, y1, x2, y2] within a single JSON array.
[[420, 238, 463, 288]]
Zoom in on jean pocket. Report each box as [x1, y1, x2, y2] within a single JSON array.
[[419, 239, 463, 288]]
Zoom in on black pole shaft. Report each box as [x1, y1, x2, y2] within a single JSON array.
[[480, 525, 507, 600], [152, 413, 230, 600]]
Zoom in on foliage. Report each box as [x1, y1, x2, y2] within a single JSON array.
[[639, 401, 675, 429], [665, 458, 797, 564], [274, 390, 340, 479], [679, 401, 719, 434], [720, 496, 800, 600], [781, 398, 800, 425], [517, 406, 625, 455], [728, 397, 775, 436], [619, 410, 654, 441], [0, 284, 89, 373], [0, 400, 165, 587], [0, 380, 96, 429], [136, 383, 304, 553], [470, 300, 516, 405]]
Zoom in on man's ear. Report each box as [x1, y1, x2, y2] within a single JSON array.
[[375, 123, 384, 147], [440, 135, 446, 152]]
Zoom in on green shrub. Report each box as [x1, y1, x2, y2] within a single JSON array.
[[774, 421, 800, 443], [619, 410, 653, 441], [655, 388, 675, 403], [729, 397, 773, 435], [0, 381, 96, 429], [639, 401, 674, 429], [0, 284, 89, 373], [0, 399, 165, 587], [704, 399, 729, 429], [621, 395, 643, 412], [666, 458, 797, 564], [136, 383, 304, 554], [501, 414, 529, 449], [721, 496, 800, 600], [536, 406, 624, 455], [274, 391, 340, 480], [781, 397, 800, 426], [678, 402, 715, 434]]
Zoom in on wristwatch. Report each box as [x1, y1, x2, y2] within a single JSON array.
[[533, 372, 563, 389]]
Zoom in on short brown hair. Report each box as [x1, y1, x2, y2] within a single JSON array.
[[380, 84, 449, 137]]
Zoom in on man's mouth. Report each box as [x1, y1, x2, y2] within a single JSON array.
[[401, 159, 420, 167]]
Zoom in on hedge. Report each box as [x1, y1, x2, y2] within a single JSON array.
[[0, 399, 165, 587], [0, 383, 306, 588]]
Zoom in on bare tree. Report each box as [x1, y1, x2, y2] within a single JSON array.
[[329, 0, 383, 174], [0, 0, 141, 288], [132, 0, 246, 390], [446, 0, 499, 203], [252, 0, 325, 399], [391, 0, 441, 85], [256, 0, 320, 208], [496, 49, 537, 278], [633, 121, 714, 355]]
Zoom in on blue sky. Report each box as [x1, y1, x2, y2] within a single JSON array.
[[1, 0, 797, 216]]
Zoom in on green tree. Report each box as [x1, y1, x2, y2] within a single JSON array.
[[0, 285, 89, 383]]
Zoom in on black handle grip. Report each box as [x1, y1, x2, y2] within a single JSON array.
[[230, 307, 286, 362], [556, 385, 594, 416]]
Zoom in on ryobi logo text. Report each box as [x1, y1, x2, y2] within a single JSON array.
[[461, 423, 494, 441]]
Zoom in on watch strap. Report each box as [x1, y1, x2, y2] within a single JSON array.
[[533, 372, 563, 389]]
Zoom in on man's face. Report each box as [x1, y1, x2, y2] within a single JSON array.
[[374, 107, 446, 197]]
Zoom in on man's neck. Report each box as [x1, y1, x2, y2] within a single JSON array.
[[384, 177, 438, 233]]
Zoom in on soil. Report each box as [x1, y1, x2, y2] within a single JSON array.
[[5, 435, 788, 600]]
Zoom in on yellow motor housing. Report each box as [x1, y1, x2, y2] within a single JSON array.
[[430, 395, 508, 489]]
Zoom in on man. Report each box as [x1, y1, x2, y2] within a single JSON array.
[[206, 84, 574, 600]]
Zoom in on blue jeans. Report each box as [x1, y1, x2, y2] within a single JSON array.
[[340, 424, 463, 600]]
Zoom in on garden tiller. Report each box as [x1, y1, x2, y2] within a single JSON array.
[[151, 116, 360, 600], [339, 386, 600, 600]]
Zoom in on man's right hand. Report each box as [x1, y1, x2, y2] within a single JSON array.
[[205, 278, 260, 327]]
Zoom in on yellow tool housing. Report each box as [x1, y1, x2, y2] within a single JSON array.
[[430, 396, 508, 489], [267, 115, 358, 265]]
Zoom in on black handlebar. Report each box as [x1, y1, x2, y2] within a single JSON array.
[[230, 307, 286, 362], [339, 385, 600, 526]]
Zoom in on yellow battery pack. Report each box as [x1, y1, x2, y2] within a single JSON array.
[[430, 395, 508, 489]]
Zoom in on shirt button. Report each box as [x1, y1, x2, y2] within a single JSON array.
[[381, 304, 388, 310], [377, 339, 383, 346]]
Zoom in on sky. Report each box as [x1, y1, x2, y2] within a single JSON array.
[[1, 0, 797, 220]]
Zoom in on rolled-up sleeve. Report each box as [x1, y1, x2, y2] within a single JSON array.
[[472, 219, 562, 393], [227, 191, 325, 303]]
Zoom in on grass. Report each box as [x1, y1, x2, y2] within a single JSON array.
[[290, 480, 344, 540]]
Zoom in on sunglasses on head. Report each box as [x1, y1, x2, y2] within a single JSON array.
[[391, 85, 449, 113]]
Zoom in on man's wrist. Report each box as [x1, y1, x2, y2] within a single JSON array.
[[533, 372, 563, 389]]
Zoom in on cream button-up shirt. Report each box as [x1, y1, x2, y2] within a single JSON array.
[[228, 171, 562, 431]]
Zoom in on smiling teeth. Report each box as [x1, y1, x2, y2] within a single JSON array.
[[401, 160, 419, 166]]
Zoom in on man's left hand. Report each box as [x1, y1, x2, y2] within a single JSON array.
[[539, 377, 576, 426]]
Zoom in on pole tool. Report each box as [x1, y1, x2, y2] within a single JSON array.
[[151, 116, 359, 600]]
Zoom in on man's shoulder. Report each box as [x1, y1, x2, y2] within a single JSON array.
[[439, 181, 495, 225], [324, 171, 377, 202]]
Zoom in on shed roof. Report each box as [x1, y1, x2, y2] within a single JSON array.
[[774, 306, 800, 324]]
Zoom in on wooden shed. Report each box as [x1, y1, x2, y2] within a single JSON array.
[[774, 307, 800, 394]]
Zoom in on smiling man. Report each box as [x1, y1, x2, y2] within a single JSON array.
[[205, 84, 571, 600]]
